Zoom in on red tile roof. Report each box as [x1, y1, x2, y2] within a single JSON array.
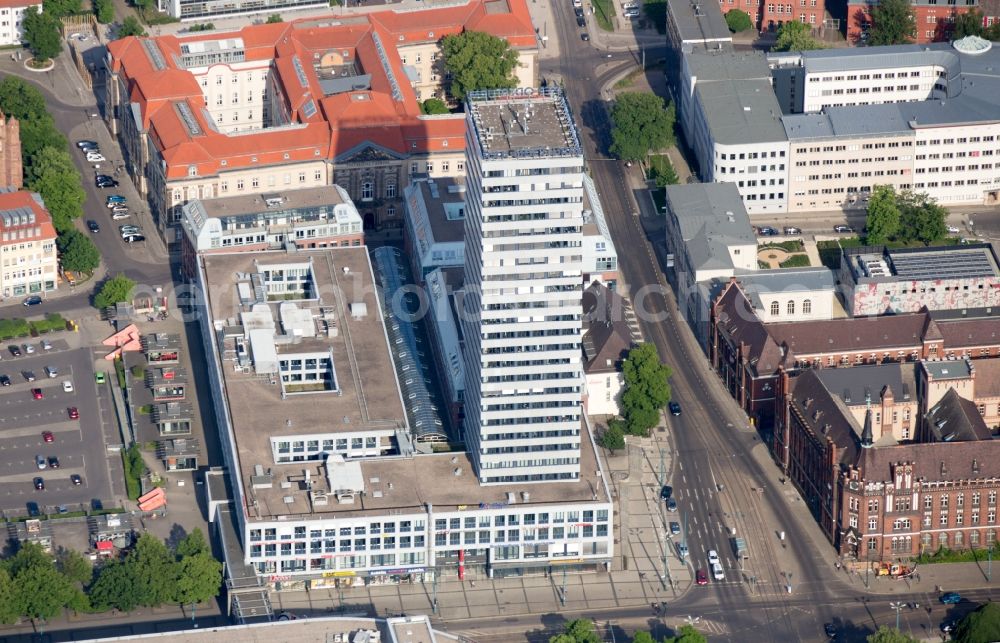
[[111, 0, 535, 178], [0, 190, 57, 243]]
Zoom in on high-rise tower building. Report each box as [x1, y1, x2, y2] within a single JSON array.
[[462, 88, 585, 484]]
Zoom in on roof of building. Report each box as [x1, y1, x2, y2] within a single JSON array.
[[925, 388, 993, 442], [466, 88, 581, 157], [581, 282, 636, 375], [855, 437, 1000, 483], [404, 177, 467, 245], [922, 359, 973, 382], [972, 358, 1000, 398], [841, 243, 1000, 284], [815, 362, 916, 408], [787, 369, 862, 464], [667, 0, 732, 43], [666, 183, 755, 272], [767, 313, 931, 357], [196, 185, 350, 219], [684, 48, 787, 145], [713, 281, 790, 376], [108, 0, 536, 179], [735, 267, 837, 308], [0, 189, 57, 244], [935, 316, 1000, 349]]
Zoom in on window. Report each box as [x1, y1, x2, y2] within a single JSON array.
[[770, 301, 780, 316], [386, 183, 397, 198], [787, 300, 795, 315], [802, 299, 811, 314], [362, 182, 373, 200], [868, 517, 877, 532]]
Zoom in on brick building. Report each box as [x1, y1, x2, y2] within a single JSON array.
[[847, 0, 1000, 44], [717, 0, 827, 33], [0, 111, 21, 189]]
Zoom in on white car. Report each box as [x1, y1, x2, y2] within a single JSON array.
[[712, 562, 725, 581], [63, 380, 73, 393], [41, 340, 52, 351], [112, 212, 130, 220], [87, 153, 106, 162], [947, 225, 960, 234], [707, 550, 721, 566]]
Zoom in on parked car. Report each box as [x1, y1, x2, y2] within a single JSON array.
[[677, 543, 688, 559], [95, 371, 106, 384], [123, 234, 146, 244], [783, 226, 802, 235], [68, 406, 79, 420], [660, 485, 673, 500], [941, 620, 955, 633], [574, 6, 583, 15], [86, 153, 106, 162], [581, 32, 589, 41], [35, 455, 47, 470], [696, 569, 708, 585], [824, 623, 837, 638], [45, 366, 57, 378], [42, 431, 54, 442], [119, 225, 141, 236], [8, 345, 21, 356], [112, 211, 131, 220], [106, 195, 126, 205], [666, 498, 678, 512], [41, 339, 52, 351], [669, 401, 682, 416], [947, 225, 960, 234], [87, 219, 101, 233], [26, 501, 40, 517], [939, 592, 962, 604], [33, 477, 44, 490], [24, 343, 35, 354], [669, 522, 681, 536], [71, 474, 82, 485], [48, 457, 59, 469], [31, 388, 43, 399], [62, 380, 73, 393], [76, 140, 98, 149], [95, 175, 119, 188], [23, 295, 42, 306], [0, 374, 9, 386], [23, 370, 35, 382], [833, 225, 855, 233], [756, 226, 779, 236], [576, 15, 586, 26]]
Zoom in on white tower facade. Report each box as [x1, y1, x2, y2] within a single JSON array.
[[462, 88, 585, 484]]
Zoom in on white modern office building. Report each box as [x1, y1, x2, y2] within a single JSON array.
[[461, 88, 586, 485]]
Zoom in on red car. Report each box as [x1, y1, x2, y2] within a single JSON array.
[[31, 388, 43, 400], [696, 569, 708, 585], [68, 407, 79, 420], [41, 431, 54, 443]]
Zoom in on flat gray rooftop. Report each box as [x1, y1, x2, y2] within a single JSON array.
[[410, 177, 466, 244], [468, 92, 580, 155], [923, 359, 973, 381], [666, 182, 755, 272], [198, 185, 348, 219], [736, 267, 837, 294], [668, 0, 731, 43], [887, 245, 1000, 281]]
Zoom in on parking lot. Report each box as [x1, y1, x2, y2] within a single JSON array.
[[0, 335, 120, 515]]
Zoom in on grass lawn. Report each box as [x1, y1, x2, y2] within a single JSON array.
[[759, 240, 804, 253], [592, 0, 615, 31], [779, 254, 811, 268]]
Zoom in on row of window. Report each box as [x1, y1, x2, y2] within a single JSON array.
[[767, 299, 813, 316], [868, 528, 995, 554]]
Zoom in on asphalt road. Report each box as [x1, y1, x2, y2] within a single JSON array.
[[0, 339, 115, 514]]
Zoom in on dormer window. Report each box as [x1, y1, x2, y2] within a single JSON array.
[[188, 165, 198, 177], [251, 156, 258, 163]]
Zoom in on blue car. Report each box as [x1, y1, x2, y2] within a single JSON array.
[[106, 195, 126, 204], [939, 592, 961, 604]]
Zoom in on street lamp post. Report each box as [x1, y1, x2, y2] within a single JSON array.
[[890, 601, 905, 632]]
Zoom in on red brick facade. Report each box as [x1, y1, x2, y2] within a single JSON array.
[[717, 0, 827, 32], [847, 0, 1000, 44], [0, 112, 21, 190]]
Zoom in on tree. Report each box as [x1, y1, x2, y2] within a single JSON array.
[[173, 553, 223, 608], [7, 543, 84, 625], [665, 625, 707, 643], [55, 548, 93, 586], [597, 423, 625, 454], [898, 191, 946, 245], [773, 20, 825, 51], [867, 625, 919, 643], [619, 342, 672, 436], [127, 533, 177, 608], [26, 147, 86, 233], [868, 0, 917, 45], [266, 13, 283, 22], [549, 619, 602, 643], [94, 273, 136, 310], [724, 9, 752, 32], [610, 93, 675, 162], [175, 528, 209, 558], [864, 185, 900, 245], [22, 7, 63, 63], [954, 602, 1000, 643], [632, 632, 657, 643], [118, 15, 147, 38], [43, 0, 82, 18], [421, 97, 449, 115], [951, 9, 985, 38], [442, 31, 519, 101], [88, 559, 138, 613], [94, 0, 114, 24], [0, 76, 48, 120], [654, 158, 679, 188], [57, 229, 101, 273], [0, 568, 19, 625]]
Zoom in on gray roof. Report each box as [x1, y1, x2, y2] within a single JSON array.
[[668, 0, 732, 44], [925, 388, 993, 442], [922, 359, 973, 382], [784, 103, 913, 140], [735, 267, 836, 294], [815, 362, 916, 408], [666, 183, 755, 273]]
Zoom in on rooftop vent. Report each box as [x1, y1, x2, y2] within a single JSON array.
[[350, 302, 368, 319]]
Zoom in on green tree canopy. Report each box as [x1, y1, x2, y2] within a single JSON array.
[[867, 625, 919, 643], [173, 553, 223, 607], [127, 533, 177, 608], [654, 158, 679, 188], [955, 601, 1000, 643], [864, 185, 900, 245], [23, 7, 63, 63], [118, 15, 147, 38], [421, 97, 449, 115], [266, 13, 283, 22], [26, 147, 86, 233], [56, 548, 94, 586], [43, 0, 82, 17], [7, 543, 84, 624], [0, 76, 48, 120], [0, 568, 19, 625], [868, 0, 917, 45], [88, 559, 138, 613], [665, 625, 707, 643], [773, 20, 825, 51], [57, 229, 101, 273], [549, 619, 602, 643], [175, 528, 209, 558], [898, 190, 946, 245], [598, 423, 625, 454], [610, 92, 675, 162], [724, 9, 752, 32], [632, 632, 657, 643], [619, 342, 672, 436], [94, 273, 136, 310], [94, 0, 114, 23], [442, 31, 519, 101]]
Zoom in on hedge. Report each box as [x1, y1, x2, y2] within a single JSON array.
[[0, 313, 65, 340]]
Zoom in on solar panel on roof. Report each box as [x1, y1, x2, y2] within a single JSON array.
[[888, 249, 995, 280], [176, 102, 202, 136]]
